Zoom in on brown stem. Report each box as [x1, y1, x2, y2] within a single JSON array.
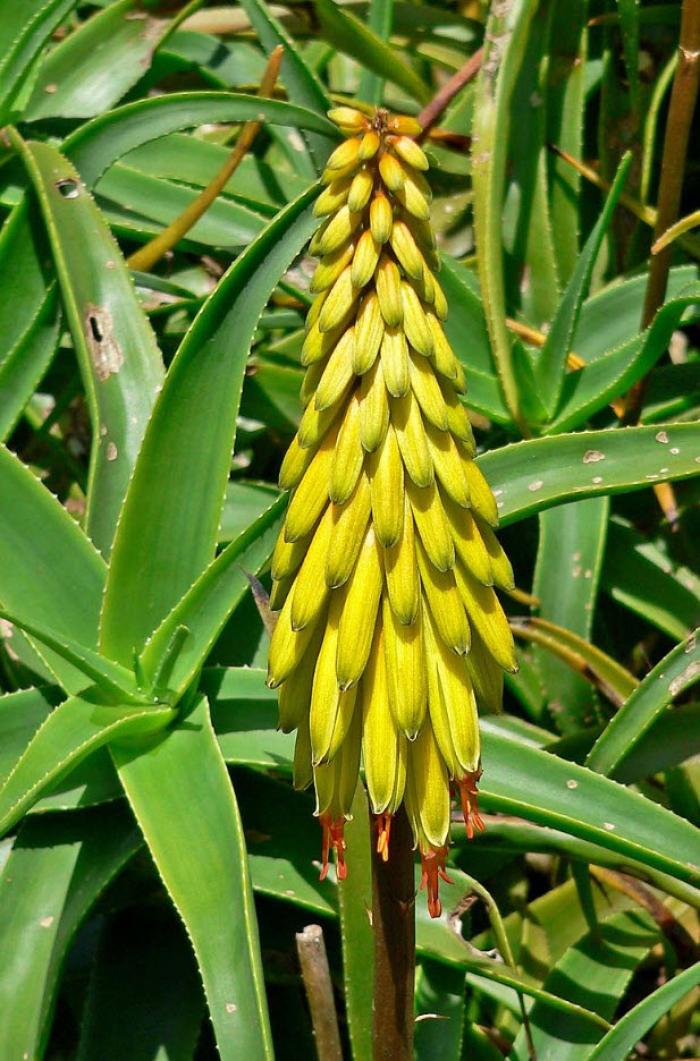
[[623, 0, 700, 423], [127, 45, 284, 273], [371, 805, 415, 1061], [295, 924, 344, 1061], [417, 48, 483, 137]]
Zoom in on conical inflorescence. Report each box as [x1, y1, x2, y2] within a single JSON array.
[[267, 107, 517, 917]]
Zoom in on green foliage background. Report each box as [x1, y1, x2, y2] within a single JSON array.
[[0, 0, 699, 1058]]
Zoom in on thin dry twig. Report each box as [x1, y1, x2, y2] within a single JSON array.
[[417, 48, 483, 137], [295, 924, 344, 1061], [127, 46, 285, 273]]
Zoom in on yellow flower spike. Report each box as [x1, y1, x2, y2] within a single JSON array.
[[463, 460, 499, 526], [284, 436, 335, 541], [369, 425, 404, 548], [353, 290, 384, 374], [351, 228, 381, 289], [318, 266, 358, 333], [313, 177, 351, 218], [415, 538, 470, 654], [378, 151, 406, 192], [380, 325, 410, 397], [313, 204, 361, 256], [314, 328, 355, 411], [382, 595, 427, 738], [324, 136, 362, 172], [375, 254, 403, 326], [424, 608, 480, 775], [425, 422, 470, 507], [359, 129, 381, 160], [271, 529, 310, 582], [454, 562, 517, 672], [293, 715, 313, 791], [268, 108, 514, 916], [348, 166, 375, 213], [370, 192, 394, 244], [401, 282, 434, 356], [327, 472, 372, 588], [291, 507, 334, 630], [327, 106, 368, 133], [330, 393, 363, 504], [309, 241, 355, 293], [444, 499, 494, 586], [409, 351, 448, 430], [278, 625, 323, 732], [362, 620, 407, 814], [389, 219, 425, 281], [391, 390, 433, 488], [390, 135, 430, 171], [278, 433, 314, 490], [359, 357, 390, 451], [407, 478, 455, 573], [336, 525, 383, 689], [475, 515, 515, 590], [268, 588, 325, 687], [384, 494, 419, 624], [313, 702, 362, 881]]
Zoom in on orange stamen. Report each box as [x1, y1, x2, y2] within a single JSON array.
[[457, 768, 485, 840], [419, 845, 452, 918], [375, 812, 393, 861], [319, 814, 347, 881]]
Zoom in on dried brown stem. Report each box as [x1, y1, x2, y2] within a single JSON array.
[[295, 924, 344, 1061], [623, 0, 700, 423], [417, 48, 483, 137], [127, 46, 284, 273], [371, 805, 415, 1061]]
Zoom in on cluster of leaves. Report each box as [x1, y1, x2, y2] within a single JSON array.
[[0, 0, 699, 1058]]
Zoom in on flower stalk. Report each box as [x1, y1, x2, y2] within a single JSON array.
[[267, 106, 517, 919]]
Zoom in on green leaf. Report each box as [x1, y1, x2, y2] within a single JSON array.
[[534, 154, 632, 419], [65, 92, 337, 188], [471, 0, 540, 431], [0, 284, 60, 443], [99, 187, 318, 666], [10, 134, 165, 558], [358, 0, 394, 105], [588, 960, 700, 1060], [0, 607, 138, 701], [415, 961, 466, 1061], [477, 423, 700, 527], [548, 285, 700, 433], [220, 481, 282, 543], [602, 517, 700, 639], [25, 0, 198, 120], [139, 496, 284, 697], [0, 695, 173, 837], [615, 0, 641, 106], [616, 701, 700, 783], [77, 905, 205, 1061], [203, 667, 295, 771], [0, 686, 61, 786], [479, 730, 700, 888], [0, 805, 142, 1060], [0, 0, 79, 123], [511, 909, 658, 1060], [338, 783, 374, 1061], [314, 0, 430, 104], [587, 629, 700, 778], [0, 445, 106, 692], [112, 695, 274, 1060], [532, 497, 609, 732]]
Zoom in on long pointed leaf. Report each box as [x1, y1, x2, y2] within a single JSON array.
[[112, 695, 274, 1060], [100, 186, 318, 665]]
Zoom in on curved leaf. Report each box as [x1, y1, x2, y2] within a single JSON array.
[[477, 422, 700, 526], [0, 0, 79, 123], [100, 186, 318, 665], [112, 695, 274, 1060], [10, 134, 165, 558]]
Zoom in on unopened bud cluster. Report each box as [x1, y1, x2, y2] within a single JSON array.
[[267, 107, 516, 917]]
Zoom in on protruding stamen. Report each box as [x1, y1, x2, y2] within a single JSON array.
[[319, 814, 348, 881], [457, 768, 485, 840], [419, 844, 452, 918], [375, 812, 393, 861]]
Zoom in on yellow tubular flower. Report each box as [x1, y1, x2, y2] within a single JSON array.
[[267, 108, 517, 914]]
